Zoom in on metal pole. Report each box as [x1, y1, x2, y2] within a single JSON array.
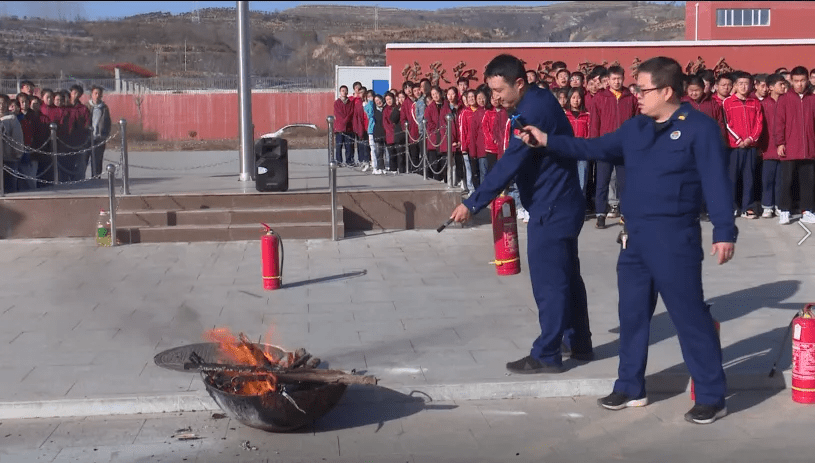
[[326, 115, 334, 184], [421, 118, 427, 181], [236, 1, 254, 182], [403, 120, 409, 174], [329, 160, 338, 241], [119, 119, 130, 195], [445, 113, 454, 188], [50, 122, 59, 185], [106, 164, 117, 247]]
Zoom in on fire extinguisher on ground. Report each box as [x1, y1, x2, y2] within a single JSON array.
[[261, 223, 283, 290], [769, 303, 815, 404], [489, 193, 521, 276]]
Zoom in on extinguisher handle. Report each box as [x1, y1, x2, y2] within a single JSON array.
[[803, 303, 815, 315]]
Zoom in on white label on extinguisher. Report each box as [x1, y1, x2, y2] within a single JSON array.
[[792, 341, 815, 381], [502, 202, 511, 218], [794, 324, 802, 341]]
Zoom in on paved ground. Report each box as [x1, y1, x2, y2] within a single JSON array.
[[0, 208, 812, 420], [0, 391, 812, 463]]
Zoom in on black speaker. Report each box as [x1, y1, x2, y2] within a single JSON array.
[[255, 138, 288, 192]]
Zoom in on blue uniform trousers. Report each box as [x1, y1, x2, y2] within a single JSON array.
[[527, 216, 592, 366], [614, 223, 726, 407], [761, 159, 782, 209]]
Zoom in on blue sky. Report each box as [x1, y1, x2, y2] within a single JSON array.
[[1, 1, 561, 21]]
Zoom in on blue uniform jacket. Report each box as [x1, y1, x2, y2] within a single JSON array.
[[462, 85, 585, 238], [547, 102, 738, 244]]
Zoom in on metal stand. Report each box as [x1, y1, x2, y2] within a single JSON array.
[[445, 113, 454, 188], [421, 118, 427, 181], [106, 164, 117, 246], [119, 119, 130, 195], [329, 161, 338, 241], [326, 115, 335, 185], [50, 122, 59, 185]]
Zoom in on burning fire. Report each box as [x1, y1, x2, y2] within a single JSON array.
[[204, 327, 293, 396]]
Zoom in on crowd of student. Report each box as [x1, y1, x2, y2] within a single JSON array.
[[334, 61, 815, 227], [1, 80, 112, 193]]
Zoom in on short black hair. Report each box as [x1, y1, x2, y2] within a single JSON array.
[[403, 81, 414, 90], [686, 75, 705, 88], [791, 66, 808, 77], [70, 84, 83, 95], [716, 73, 733, 83], [637, 56, 684, 100], [752, 73, 768, 84], [91, 85, 104, 93], [41, 87, 53, 95], [731, 71, 752, 83], [570, 71, 585, 81], [810, 68, 815, 76], [20, 80, 34, 88], [551, 61, 567, 70], [419, 77, 431, 85], [608, 65, 625, 77], [484, 54, 526, 85], [774, 67, 789, 75], [766, 73, 786, 87], [352, 81, 362, 89], [566, 87, 585, 111], [697, 69, 715, 83], [588, 66, 608, 80], [457, 76, 469, 85], [339, 85, 348, 91]]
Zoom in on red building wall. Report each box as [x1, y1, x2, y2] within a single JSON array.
[[686, 1, 815, 41], [102, 91, 333, 141], [387, 41, 815, 87]]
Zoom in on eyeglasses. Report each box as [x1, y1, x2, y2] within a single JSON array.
[[632, 85, 664, 96]]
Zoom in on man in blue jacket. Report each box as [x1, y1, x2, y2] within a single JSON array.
[[450, 54, 593, 374], [518, 56, 737, 425]]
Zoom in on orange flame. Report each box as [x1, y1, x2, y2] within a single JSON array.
[[204, 327, 284, 396]]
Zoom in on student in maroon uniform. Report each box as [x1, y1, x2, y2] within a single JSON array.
[[471, 86, 489, 186], [775, 66, 815, 225], [569, 71, 585, 89], [566, 87, 590, 197], [682, 75, 726, 139], [712, 73, 733, 109], [390, 91, 407, 173], [458, 89, 477, 193], [333, 85, 355, 166], [424, 86, 445, 181], [758, 74, 786, 218], [482, 90, 506, 176], [526, 70, 539, 86], [585, 66, 608, 114], [400, 82, 421, 173], [553, 68, 570, 90], [723, 71, 763, 219], [444, 87, 464, 188], [589, 65, 637, 229], [28, 96, 52, 184], [555, 88, 569, 110], [457, 77, 470, 107]]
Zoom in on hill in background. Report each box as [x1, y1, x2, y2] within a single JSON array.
[[0, 1, 684, 81]]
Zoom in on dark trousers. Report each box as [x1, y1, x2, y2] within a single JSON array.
[[779, 159, 815, 212], [90, 141, 106, 177], [729, 147, 757, 212], [387, 143, 405, 173], [470, 156, 481, 188], [615, 224, 726, 407], [527, 218, 592, 366], [334, 132, 354, 164], [408, 144, 421, 174], [595, 162, 625, 215], [453, 152, 465, 186], [374, 140, 385, 170], [761, 159, 782, 209], [355, 134, 369, 164]]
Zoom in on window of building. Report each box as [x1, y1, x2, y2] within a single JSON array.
[[716, 8, 770, 27]]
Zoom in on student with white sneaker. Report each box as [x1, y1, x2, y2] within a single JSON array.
[[774, 66, 815, 225]]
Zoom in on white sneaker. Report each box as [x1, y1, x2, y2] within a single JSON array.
[[375, 169, 385, 175], [761, 208, 774, 219], [802, 211, 815, 224], [361, 162, 371, 172], [779, 210, 791, 225]]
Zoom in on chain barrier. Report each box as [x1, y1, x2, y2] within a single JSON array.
[[2, 164, 104, 186], [0, 129, 120, 157]]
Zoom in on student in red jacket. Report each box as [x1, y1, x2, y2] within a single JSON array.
[[758, 74, 786, 218], [424, 86, 446, 181], [723, 71, 764, 219], [458, 89, 479, 191], [774, 66, 815, 225], [457, 77, 470, 108], [683, 75, 726, 139], [565, 87, 590, 197], [351, 86, 370, 170], [333, 85, 355, 165], [400, 81, 421, 174], [444, 87, 464, 188], [482, 91, 506, 175], [589, 65, 637, 228], [585, 66, 607, 116], [471, 87, 489, 187]]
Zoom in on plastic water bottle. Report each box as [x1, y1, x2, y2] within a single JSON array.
[[96, 209, 111, 246]]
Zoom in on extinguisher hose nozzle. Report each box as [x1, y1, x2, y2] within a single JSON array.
[[437, 219, 454, 233]]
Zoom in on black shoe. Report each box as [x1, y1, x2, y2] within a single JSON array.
[[506, 355, 564, 374], [684, 403, 727, 424], [561, 343, 595, 361], [595, 216, 606, 229], [597, 392, 648, 410]]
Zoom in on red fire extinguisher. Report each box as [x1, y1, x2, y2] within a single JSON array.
[[490, 193, 521, 276], [260, 223, 283, 290], [792, 304, 815, 403]]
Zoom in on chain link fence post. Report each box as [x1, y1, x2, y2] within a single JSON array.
[[445, 113, 454, 188], [421, 118, 427, 181], [119, 119, 130, 195], [326, 115, 334, 185], [106, 164, 118, 247], [403, 120, 409, 174], [50, 123, 59, 185]]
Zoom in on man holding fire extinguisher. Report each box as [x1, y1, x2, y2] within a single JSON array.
[[518, 57, 737, 424], [450, 54, 594, 374]]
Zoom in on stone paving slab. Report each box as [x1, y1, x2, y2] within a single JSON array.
[[0, 216, 812, 419]]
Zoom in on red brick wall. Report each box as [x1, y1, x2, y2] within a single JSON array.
[[103, 91, 333, 141]]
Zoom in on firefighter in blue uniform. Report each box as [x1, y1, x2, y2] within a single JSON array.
[[519, 57, 737, 425], [450, 54, 593, 373]]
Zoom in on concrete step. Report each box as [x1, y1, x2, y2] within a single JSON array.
[[122, 221, 343, 243], [117, 192, 329, 210], [116, 206, 335, 228]]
